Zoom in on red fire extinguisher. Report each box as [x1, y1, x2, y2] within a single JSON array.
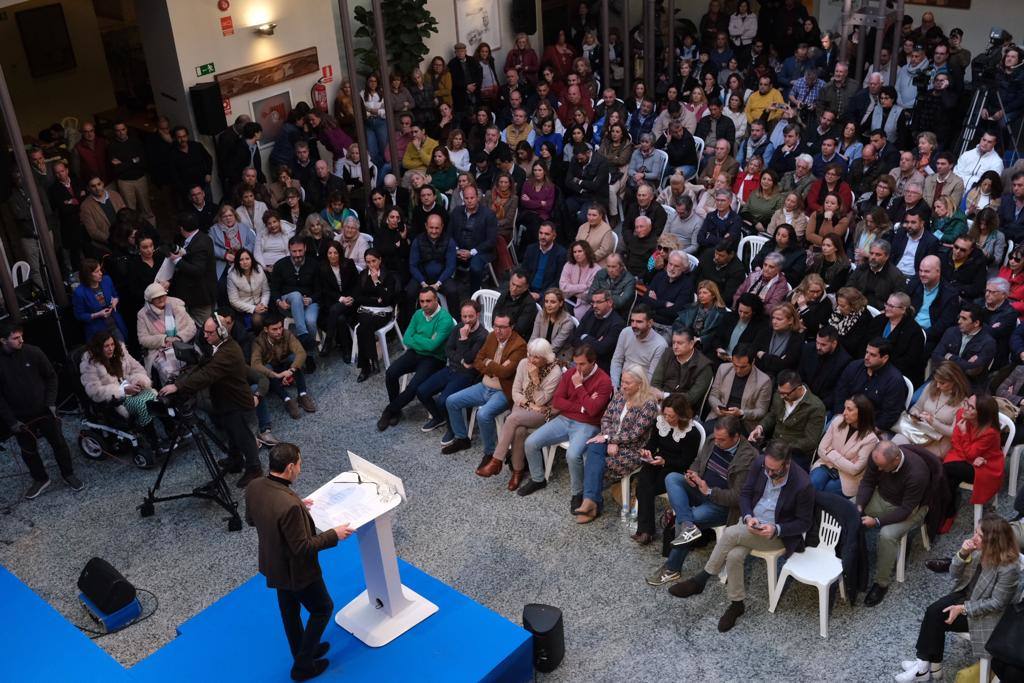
[[311, 78, 329, 113]]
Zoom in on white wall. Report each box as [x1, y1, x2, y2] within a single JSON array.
[[817, 0, 1024, 63]]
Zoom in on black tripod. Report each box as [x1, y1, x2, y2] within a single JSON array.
[[138, 401, 243, 532]]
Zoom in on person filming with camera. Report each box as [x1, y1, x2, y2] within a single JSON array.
[[158, 315, 262, 487]]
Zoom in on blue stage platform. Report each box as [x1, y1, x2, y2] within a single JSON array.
[[1, 541, 533, 682]]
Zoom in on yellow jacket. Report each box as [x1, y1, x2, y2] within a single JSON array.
[[402, 136, 438, 173], [745, 89, 785, 125]]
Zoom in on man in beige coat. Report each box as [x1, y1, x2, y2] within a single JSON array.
[[704, 344, 772, 434], [79, 177, 126, 245]]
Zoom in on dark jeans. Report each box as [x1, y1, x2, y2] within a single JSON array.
[[944, 460, 975, 510], [385, 351, 444, 415], [212, 408, 261, 471], [277, 576, 334, 672], [319, 301, 355, 348], [355, 310, 394, 371], [416, 367, 476, 421], [914, 591, 970, 663], [635, 463, 673, 536], [16, 413, 74, 482], [268, 358, 308, 401]]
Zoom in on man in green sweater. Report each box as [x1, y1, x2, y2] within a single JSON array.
[[377, 288, 455, 431], [747, 369, 826, 472]]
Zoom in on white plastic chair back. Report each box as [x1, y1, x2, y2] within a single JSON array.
[[360, 232, 374, 246], [10, 261, 30, 286], [611, 231, 620, 253], [653, 149, 669, 186], [866, 305, 881, 317], [686, 254, 699, 270], [903, 376, 914, 410], [1005, 240, 1016, 268], [471, 289, 501, 331], [999, 412, 1016, 457], [690, 139, 705, 179], [738, 235, 769, 269], [818, 512, 842, 550]]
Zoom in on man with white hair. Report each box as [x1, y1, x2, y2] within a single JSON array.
[[622, 214, 660, 276], [816, 62, 859, 119], [979, 277, 1017, 365], [639, 250, 696, 325], [779, 154, 815, 198], [305, 160, 346, 212], [953, 131, 1004, 193]]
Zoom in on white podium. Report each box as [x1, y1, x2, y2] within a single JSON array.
[[305, 452, 438, 647]]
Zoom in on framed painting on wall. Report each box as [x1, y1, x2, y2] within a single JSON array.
[[454, 0, 502, 53], [251, 91, 292, 147], [216, 47, 319, 99], [15, 4, 76, 78], [905, 0, 970, 7]]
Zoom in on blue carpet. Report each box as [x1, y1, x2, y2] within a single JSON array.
[[0, 566, 133, 683], [129, 539, 532, 682]]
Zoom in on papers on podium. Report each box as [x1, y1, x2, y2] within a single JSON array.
[[305, 452, 403, 531]]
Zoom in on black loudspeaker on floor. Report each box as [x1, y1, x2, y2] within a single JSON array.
[[522, 603, 565, 673]]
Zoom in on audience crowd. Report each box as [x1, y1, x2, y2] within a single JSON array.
[[4, 2, 1024, 678]]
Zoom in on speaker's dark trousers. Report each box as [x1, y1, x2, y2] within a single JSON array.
[[17, 413, 74, 482], [276, 576, 334, 671]]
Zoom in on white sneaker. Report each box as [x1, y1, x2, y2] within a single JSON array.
[[894, 663, 939, 682]]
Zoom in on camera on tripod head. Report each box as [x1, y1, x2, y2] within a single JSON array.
[[972, 27, 1014, 85]]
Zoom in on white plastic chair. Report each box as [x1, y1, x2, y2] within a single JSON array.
[[689, 139, 704, 179], [903, 376, 914, 410], [1008, 444, 1022, 496], [896, 526, 933, 583], [866, 305, 881, 317], [652, 149, 670, 187], [619, 423, 706, 516], [542, 440, 570, 481], [953, 632, 990, 682], [769, 511, 846, 638], [468, 408, 506, 441], [1004, 239, 1015, 268], [959, 413, 1016, 523], [686, 254, 699, 270], [471, 289, 501, 331], [10, 261, 30, 286], [348, 316, 406, 369], [738, 235, 769, 270], [611, 231, 620, 254]]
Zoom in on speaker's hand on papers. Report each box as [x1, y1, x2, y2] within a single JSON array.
[[334, 523, 354, 540]]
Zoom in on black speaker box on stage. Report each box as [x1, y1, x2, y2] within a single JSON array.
[[190, 81, 227, 136], [78, 557, 137, 615], [510, 0, 537, 35], [522, 603, 564, 672]]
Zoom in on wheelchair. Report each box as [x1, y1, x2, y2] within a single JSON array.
[[69, 346, 158, 470]]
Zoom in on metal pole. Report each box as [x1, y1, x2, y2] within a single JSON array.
[[872, 4, 885, 82], [889, 0, 904, 86], [337, 0, 372, 190], [0, 65, 66, 308], [644, 0, 655, 93], [666, 0, 675, 78], [839, 0, 853, 64], [855, 24, 867, 84], [371, 0, 400, 180], [622, 0, 631, 89], [601, 0, 610, 90]]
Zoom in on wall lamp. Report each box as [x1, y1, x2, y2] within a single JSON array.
[[254, 22, 277, 36]]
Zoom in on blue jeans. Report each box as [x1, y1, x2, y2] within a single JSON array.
[[676, 164, 697, 178], [365, 117, 389, 167], [810, 466, 845, 495], [384, 350, 444, 414], [582, 442, 611, 509], [251, 382, 271, 432], [664, 472, 729, 571], [416, 368, 476, 421], [523, 415, 600, 492], [445, 383, 508, 454], [281, 291, 319, 339]]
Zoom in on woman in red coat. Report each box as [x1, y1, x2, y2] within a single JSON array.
[[996, 244, 1024, 320], [942, 394, 1004, 520]]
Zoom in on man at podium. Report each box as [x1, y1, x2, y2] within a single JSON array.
[[246, 443, 353, 681]]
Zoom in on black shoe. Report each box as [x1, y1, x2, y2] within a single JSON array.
[[290, 658, 329, 681], [668, 577, 706, 598], [62, 474, 85, 491], [236, 468, 263, 488], [516, 478, 547, 497], [389, 411, 401, 427], [570, 494, 583, 513], [925, 558, 952, 574], [441, 438, 471, 455], [377, 410, 392, 432], [305, 356, 317, 373], [357, 368, 373, 382], [218, 456, 244, 473], [717, 601, 745, 632], [864, 583, 889, 607], [315, 642, 330, 658]]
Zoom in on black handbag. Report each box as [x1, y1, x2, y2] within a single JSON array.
[[986, 597, 1024, 668]]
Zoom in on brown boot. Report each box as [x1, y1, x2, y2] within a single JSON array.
[[298, 393, 317, 413], [476, 457, 503, 477], [507, 469, 525, 491]]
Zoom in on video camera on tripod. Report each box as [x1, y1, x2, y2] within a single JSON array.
[[971, 27, 1013, 85]]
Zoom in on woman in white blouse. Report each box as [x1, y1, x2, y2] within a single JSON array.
[[337, 215, 370, 271], [361, 71, 388, 167], [255, 210, 294, 272], [445, 129, 471, 172], [891, 361, 969, 458], [226, 248, 270, 330], [235, 187, 268, 235]]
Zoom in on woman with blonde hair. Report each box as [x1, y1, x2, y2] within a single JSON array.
[[895, 515, 1020, 682], [478, 338, 563, 490], [485, 173, 518, 242], [826, 286, 875, 357], [575, 365, 660, 523], [531, 288, 575, 361], [675, 279, 731, 351], [892, 361, 970, 457], [576, 203, 615, 264], [931, 195, 968, 249], [766, 191, 808, 239], [851, 207, 892, 265]]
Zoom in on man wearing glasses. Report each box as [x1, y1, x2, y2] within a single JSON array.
[[670, 440, 814, 632], [940, 236, 987, 300], [746, 370, 826, 473], [931, 303, 996, 390]]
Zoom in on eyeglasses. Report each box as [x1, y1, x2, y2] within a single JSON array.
[[1011, 255, 1023, 262], [658, 246, 671, 252]]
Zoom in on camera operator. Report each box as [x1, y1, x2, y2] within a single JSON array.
[[158, 316, 263, 487], [912, 73, 958, 150], [982, 45, 1024, 155], [894, 44, 931, 110], [0, 322, 82, 499]]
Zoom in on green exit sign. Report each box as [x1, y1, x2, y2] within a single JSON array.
[[195, 62, 216, 77]]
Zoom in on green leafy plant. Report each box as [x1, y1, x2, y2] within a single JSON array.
[[353, 0, 439, 77]]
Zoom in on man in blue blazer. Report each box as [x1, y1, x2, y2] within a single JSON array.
[[887, 213, 940, 280], [669, 441, 815, 632], [930, 302, 997, 389], [521, 222, 567, 297]]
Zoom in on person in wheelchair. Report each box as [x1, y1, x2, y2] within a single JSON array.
[[79, 331, 164, 454], [137, 283, 196, 386]]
